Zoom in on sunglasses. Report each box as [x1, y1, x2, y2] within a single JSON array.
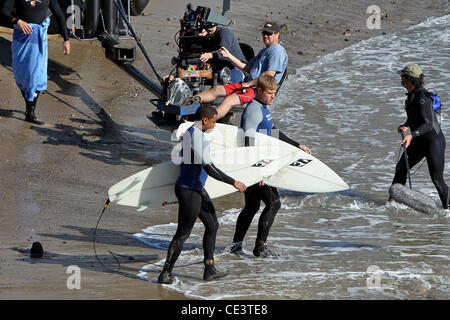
[[262, 31, 275, 36]]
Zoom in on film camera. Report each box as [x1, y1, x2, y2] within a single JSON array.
[[161, 4, 242, 115], [177, 4, 231, 70]]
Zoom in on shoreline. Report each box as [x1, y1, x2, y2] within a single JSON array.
[[0, 0, 449, 300]]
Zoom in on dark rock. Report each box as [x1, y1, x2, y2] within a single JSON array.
[[30, 242, 44, 258]]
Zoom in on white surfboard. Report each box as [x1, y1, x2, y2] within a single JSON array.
[[175, 122, 349, 193], [108, 145, 299, 210]]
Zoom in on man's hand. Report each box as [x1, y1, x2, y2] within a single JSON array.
[[299, 144, 311, 155], [219, 46, 248, 71], [200, 52, 213, 63], [162, 74, 175, 83], [397, 125, 408, 133], [218, 47, 230, 59], [63, 40, 71, 55], [401, 133, 412, 149], [234, 180, 247, 192]]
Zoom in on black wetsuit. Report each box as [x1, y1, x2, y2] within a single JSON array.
[[164, 126, 235, 270], [232, 99, 300, 247], [392, 87, 449, 208], [2, 0, 69, 40]]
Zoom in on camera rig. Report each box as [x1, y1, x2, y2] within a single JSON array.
[[156, 4, 244, 120]]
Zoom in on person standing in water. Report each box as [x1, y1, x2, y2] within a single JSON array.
[[230, 74, 311, 257], [1, 0, 71, 125], [158, 106, 246, 284], [392, 64, 449, 209]]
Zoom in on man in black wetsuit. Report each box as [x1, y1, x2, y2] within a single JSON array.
[[158, 106, 246, 284], [230, 74, 311, 257], [393, 64, 449, 209], [1, 0, 70, 125]]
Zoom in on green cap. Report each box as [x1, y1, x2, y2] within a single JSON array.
[[397, 64, 423, 78]]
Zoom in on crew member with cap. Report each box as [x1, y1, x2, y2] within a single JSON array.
[[199, 23, 247, 71], [392, 64, 449, 209], [189, 22, 288, 119]]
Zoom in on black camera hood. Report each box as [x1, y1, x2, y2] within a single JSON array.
[[186, 4, 231, 28], [204, 7, 231, 26]]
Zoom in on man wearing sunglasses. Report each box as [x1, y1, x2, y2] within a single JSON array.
[[199, 23, 247, 70], [190, 22, 288, 119]]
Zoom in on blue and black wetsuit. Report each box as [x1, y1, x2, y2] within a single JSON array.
[[164, 125, 236, 269], [393, 87, 449, 208], [232, 99, 300, 254]]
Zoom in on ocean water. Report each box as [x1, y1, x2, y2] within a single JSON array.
[[134, 15, 450, 299]]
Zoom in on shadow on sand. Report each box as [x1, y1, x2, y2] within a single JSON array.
[[0, 35, 174, 166]]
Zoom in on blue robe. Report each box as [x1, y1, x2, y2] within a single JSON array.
[[12, 17, 50, 102]]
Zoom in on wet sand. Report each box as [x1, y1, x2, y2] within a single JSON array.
[[0, 0, 448, 300]]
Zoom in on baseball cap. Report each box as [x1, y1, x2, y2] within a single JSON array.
[[261, 22, 280, 33], [397, 64, 423, 78], [203, 22, 217, 29]]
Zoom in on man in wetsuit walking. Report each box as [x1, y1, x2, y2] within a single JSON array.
[[230, 74, 311, 257], [393, 64, 449, 209], [158, 106, 246, 284]]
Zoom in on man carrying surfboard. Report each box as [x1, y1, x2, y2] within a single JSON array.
[[230, 74, 311, 257], [158, 106, 247, 284]]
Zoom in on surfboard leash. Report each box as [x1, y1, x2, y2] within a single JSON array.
[[93, 198, 222, 275], [93, 198, 115, 271], [93, 198, 160, 270]]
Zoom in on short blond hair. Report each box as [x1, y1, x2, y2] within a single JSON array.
[[256, 74, 279, 91]]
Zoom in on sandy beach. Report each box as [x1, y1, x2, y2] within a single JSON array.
[[0, 0, 448, 300]]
